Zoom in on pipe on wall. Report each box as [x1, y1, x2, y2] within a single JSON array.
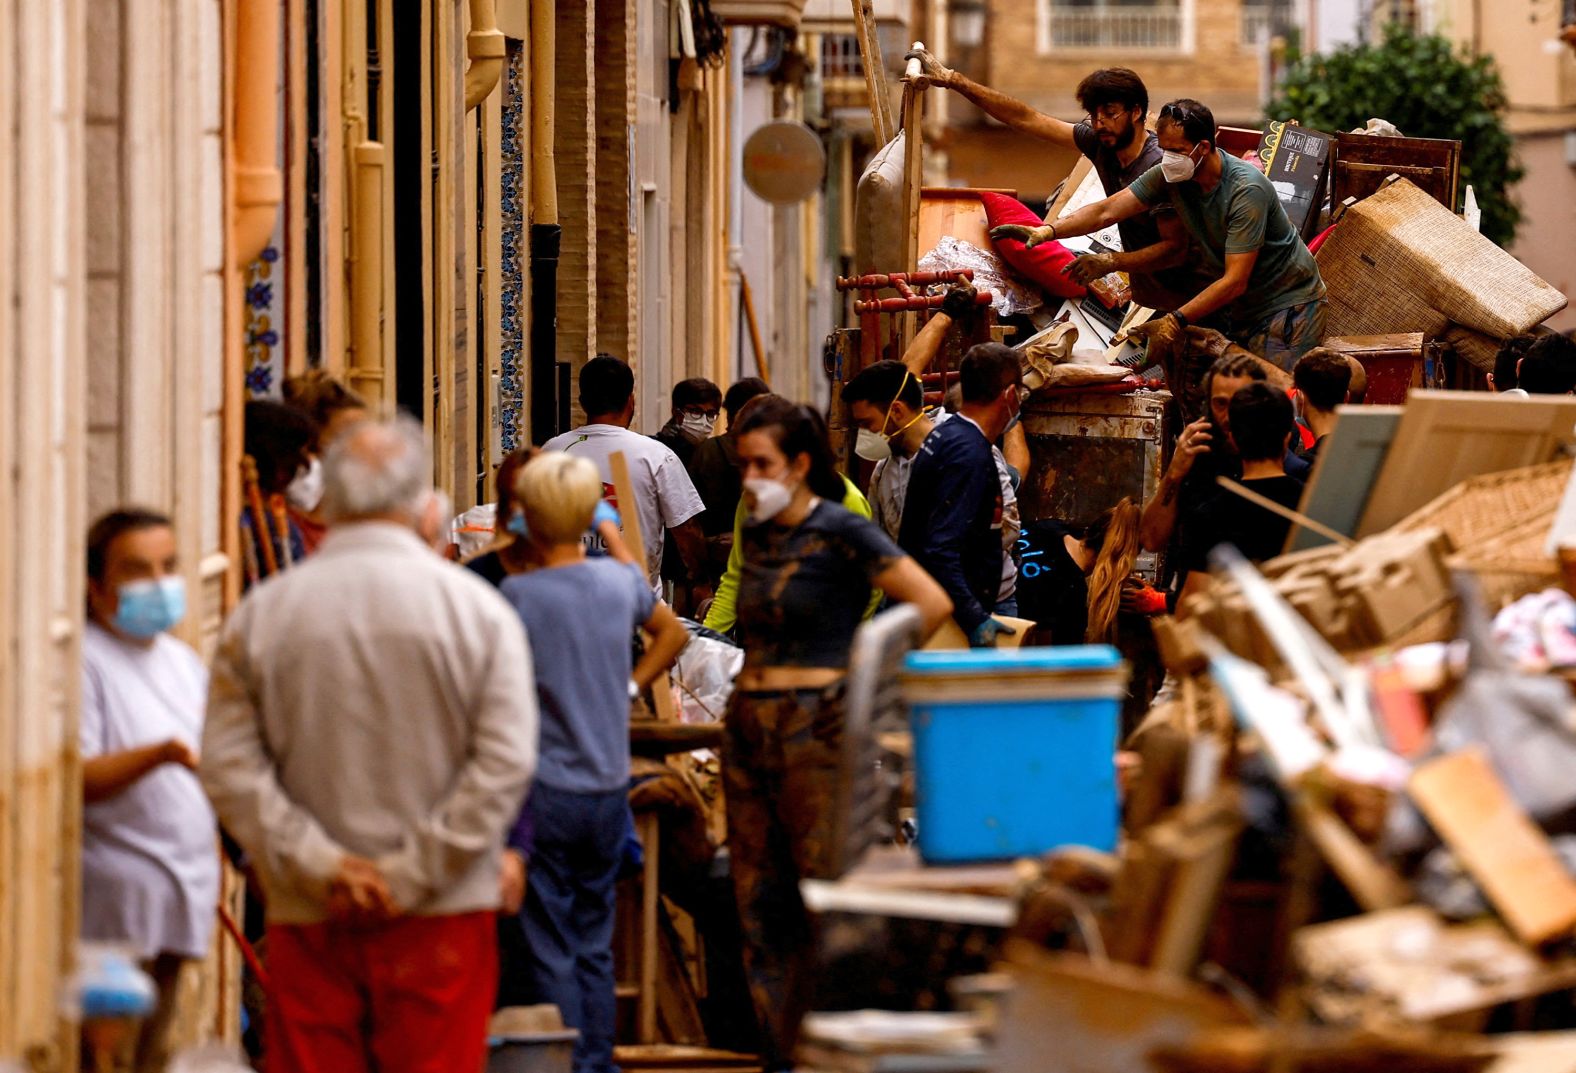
[[465, 0, 507, 111], [348, 140, 387, 402], [528, 0, 561, 443], [231, 0, 284, 267]]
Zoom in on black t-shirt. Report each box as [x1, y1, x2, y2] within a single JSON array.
[[1014, 521, 1089, 646], [690, 435, 743, 538], [736, 500, 903, 669], [1071, 123, 1206, 304], [1178, 474, 1305, 571], [466, 549, 508, 588]]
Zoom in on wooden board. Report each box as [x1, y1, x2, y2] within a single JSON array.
[[610, 450, 679, 722], [1333, 131, 1461, 212], [994, 942, 1250, 1072], [1295, 906, 1576, 1027], [1409, 749, 1576, 946], [923, 614, 1035, 651], [1285, 406, 1402, 553], [1356, 392, 1576, 538], [916, 187, 1006, 264]]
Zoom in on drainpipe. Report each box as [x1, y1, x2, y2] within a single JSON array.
[[528, 0, 562, 443], [465, 0, 507, 110], [231, 0, 283, 266], [348, 140, 387, 402]]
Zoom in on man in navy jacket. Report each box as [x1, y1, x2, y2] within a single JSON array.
[[899, 343, 1024, 646]]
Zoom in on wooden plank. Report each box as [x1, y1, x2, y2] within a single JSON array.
[[609, 450, 678, 722], [851, 0, 893, 145], [1357, 392, 1576, 537], [1410, 749, 1576, 946], [637, 812, 660, 1042], [1285, 406, 1402, 553], [1293, 795, 1413, 913], [1043, 156, 1093, 223], [898, 54, 924, 350], [995, 942, 1249, 1072]]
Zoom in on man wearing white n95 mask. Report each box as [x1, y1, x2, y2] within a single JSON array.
[[992, 98, 1327, 377]]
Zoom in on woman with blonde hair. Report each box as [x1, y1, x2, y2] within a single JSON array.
[[1014, 498, 1143, 646]]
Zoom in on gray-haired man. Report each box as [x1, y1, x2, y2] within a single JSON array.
[[202, 417, 539, 1073]]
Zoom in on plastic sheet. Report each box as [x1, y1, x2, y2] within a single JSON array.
[[671, 621, 742, 724], [917, 235, 1044, 317]]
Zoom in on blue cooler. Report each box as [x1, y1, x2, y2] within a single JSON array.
[[902, 645, 1128, 863]]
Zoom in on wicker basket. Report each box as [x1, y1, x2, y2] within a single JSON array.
[[1319, 179, 1568, 339], [1449, 508, 1563, 611], [1391, 459, 1573, 551]]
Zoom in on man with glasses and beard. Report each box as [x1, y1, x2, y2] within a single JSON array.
[[905, 54, 1199, 311]]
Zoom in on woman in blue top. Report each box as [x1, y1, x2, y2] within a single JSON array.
[[725, 398, 951, 1070], [497, 452, 689, 1073]]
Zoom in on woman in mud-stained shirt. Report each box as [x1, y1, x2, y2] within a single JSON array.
[[725, 397, 951, 1071]]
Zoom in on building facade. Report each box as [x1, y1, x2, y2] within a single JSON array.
[[1417, 0, 1576, 332], [2, 0, 836, 1061], [938, 0, 1306, 203]]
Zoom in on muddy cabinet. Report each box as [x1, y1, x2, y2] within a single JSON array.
[[1020, 389, 1174, 583]]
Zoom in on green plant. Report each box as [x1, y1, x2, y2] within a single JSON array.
[[1264, 23, 1524, 246]]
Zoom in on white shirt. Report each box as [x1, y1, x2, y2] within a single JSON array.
[[80, 622, 220, 960], [870, 412, 1020, 602], [543, 423, 705, 589]]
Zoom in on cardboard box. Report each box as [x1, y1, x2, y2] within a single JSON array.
[[1256, 121, 1334, 241]]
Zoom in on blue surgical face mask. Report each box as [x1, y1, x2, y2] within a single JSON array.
[[113, 577, 186, 639], [506, 509, 530, 539]]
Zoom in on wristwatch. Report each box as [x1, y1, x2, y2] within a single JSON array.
[[1169, 310, 1190, 331]]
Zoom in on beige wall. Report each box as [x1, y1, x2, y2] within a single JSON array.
[[983, 0, 1270, 127], [0, 0, 86, 1062], [1510, 130, 1576, 333], [1425, 0, 1576, 331], [3, 0, 231, 1061], [85, 0, 229, 651]]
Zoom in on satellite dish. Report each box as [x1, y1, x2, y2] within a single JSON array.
[[742, 121, 826, 205]]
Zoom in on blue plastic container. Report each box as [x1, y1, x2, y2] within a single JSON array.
[[902, 645, 1127, 863]]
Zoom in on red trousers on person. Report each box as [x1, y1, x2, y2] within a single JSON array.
[[265, 911, 497, 1073]]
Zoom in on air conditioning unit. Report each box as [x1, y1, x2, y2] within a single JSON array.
[[710, 0, 809, 29]]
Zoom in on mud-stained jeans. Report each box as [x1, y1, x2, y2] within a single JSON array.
[[723, 685, 844, 1071]]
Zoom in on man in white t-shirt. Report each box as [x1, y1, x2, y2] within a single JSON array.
[[544, 354, 707, 594], [81, 508, 221, 1073]]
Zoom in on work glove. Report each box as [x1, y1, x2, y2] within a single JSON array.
[[1063, 252, 1117, 287], [1120, 314, 1184, 369], [1184, 325, 1233, 362], [968, 617, 1018, 648], [903, 45, 954, 89], [1119, 577, 1169, 616], [939, 280, 979, 321], [592, 500, 622, 529], [989, 223, 1058, 250]]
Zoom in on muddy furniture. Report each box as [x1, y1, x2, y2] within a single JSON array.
[[1019, 389, 1174, 584]]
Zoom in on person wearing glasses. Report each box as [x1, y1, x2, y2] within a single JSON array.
[[993, 98, 1327, 377], [905, 51, 1198, 311]]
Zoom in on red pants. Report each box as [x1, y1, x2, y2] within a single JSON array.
[[265, 911, 497, 1073]]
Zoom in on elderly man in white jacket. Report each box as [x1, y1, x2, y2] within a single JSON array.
[[202, 416, 538, 1073]]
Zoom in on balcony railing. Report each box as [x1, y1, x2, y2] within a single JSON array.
[[1240, 6, 1272, 44], [820, 33, 865, 82], [1041, 7, 1182, 51]]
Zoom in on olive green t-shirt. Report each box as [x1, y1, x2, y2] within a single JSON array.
[[1126, 150, 1324, 326]]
